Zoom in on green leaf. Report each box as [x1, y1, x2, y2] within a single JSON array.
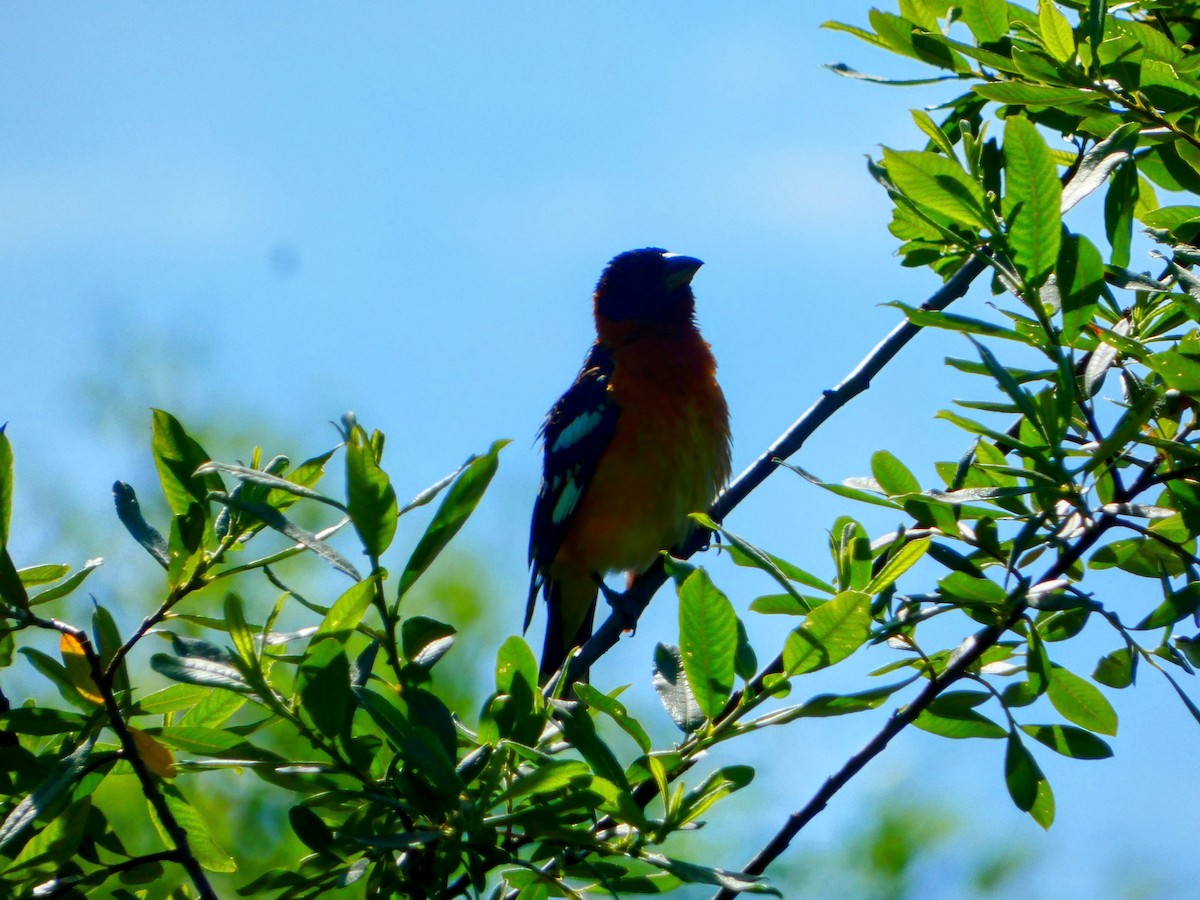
[[836, 519, 873, 592], [149, 783, 236, 873], [1136, 583, 1200, 630], [149, 653, 255, 693], [134, 683, 211, 715], [678, 569, 737, 720], [749, 593, 811, 616], [28, 558, 103, 606], [1004, 731, 1055, 827], [176, 685, 247, 728], [717, 523, 829, 604], [397, 440, 507, 599], [871, 450, 921, 496], [974, 349, 1044, 439], [112, 481, 169, 569], [974, 82, 1099, 108], [198, 460, 346, 513], [13, 562, 59, 585], [401, 616, 457, 669], [0, 733, 96, 851], [575, 683, 652, 753], [939, 570, 1007, 606], [1021, 723, 1113, 759], [151, 409, 222, 517], [911, 109, 958, 159], [344, 426, 398, 557], [1092, 647, 1135, 689], [0, 706, 92, 735], [312, 576, 377, 644], [166, 503, 206, 588], [1140, 59, 1200, 108], [882, 148, 990, 230], [1086, 0, 1105, 55], [1090, 535, 1188, 579], [677, 765, 755, 827], [865, 538, 930, 595], [223, 593, 257, 668], [1037, 0, 1074, 62], [153, 726, 280, 759], [1058, 234, 1104, 342], [92, 604, 129, 697], [19, 647, 98, 712], [553, 700, 630, 790], [653, 643, 705, 733], [795, 678, 917, 718], [0, 426, 11, 550], [1105, 160, 1138, 269], [641, 853, 781, 895], [888, 303, 1031, 344], [734, 617, 757, 683], [1140, 204, 1200, 231], [1004, 116, 1062, 289], [495, 634, 538, 696], [1046, 665, 1117, 735], [1037, 605, 1090, 642], [1003, 626, 1051, 707], [211, 491, 361, 579], [289, 805, 337, 857], [868, 9, 963, 72], [783, 591, 871, 676], [0, 547, 28, 610], [10, 793, 92, 873], [498, 759, 591, 803], [1061, 122, 1139, 213], [298, 641, 351, 738], [912, 704, 1006, 739], [962, 0, 1009, 44], [356, 688, 461, 797]]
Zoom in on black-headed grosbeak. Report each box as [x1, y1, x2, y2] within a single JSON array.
[[527, 247, 732, 683]]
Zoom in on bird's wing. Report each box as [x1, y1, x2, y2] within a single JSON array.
[[525, 343, 620, 631]]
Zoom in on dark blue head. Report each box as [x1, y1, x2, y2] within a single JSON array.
[[593, 247, 704, 324]]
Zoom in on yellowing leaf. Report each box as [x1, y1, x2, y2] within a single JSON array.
[[59, 633, 102, 705], [129, 727, 179, 779]]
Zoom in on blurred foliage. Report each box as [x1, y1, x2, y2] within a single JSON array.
[[3, 2, 1200, 897]]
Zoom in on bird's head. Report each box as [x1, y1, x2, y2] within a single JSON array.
[[593, 247, 704, 342]]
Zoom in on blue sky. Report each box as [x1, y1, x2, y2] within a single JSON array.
[[2, 4, 1197, 896]]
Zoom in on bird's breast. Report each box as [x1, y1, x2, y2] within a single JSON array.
[[550, 331, 731, 579]]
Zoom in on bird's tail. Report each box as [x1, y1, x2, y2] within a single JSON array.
[[539, 576, 598, 686]]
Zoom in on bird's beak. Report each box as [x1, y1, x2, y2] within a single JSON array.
[[663, 254, 704, 292]]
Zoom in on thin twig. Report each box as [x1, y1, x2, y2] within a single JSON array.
[[39, 850, 183, 898]]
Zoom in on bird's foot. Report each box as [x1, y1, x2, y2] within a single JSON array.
[[593, 576, 647, 634]]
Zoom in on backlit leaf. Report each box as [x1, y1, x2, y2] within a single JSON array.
[[1046, 665, 1117, 735], [783, 591, 871, 676], [883, 148, 990, 230], [397, 440, 507, 600], [678, 568, 737, 719], [1004, 116, 1062, 288]]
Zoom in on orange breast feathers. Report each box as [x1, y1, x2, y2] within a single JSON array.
[[547, 328, 731, 584]]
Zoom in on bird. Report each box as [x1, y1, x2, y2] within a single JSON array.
[[526, 247, 732, 685]]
